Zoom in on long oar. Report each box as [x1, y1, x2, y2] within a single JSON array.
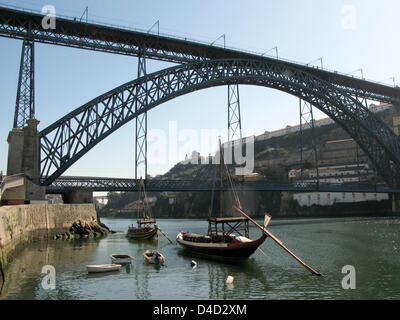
[[154, 223, 173, 244], [234, 206, 322, 276], [140, 210, 173, 244]]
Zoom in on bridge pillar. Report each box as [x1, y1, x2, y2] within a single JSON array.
[[391, 193, 400, 215], [228, 84, 242, 142], [6, 128, 24, 176], [22, 118, 40, 183], [135, 54, 148, 179], [14, 37, 35, 129], [61, 188, 93, 204], [299, 99, 319, 180], [3, 118, 45, 203]]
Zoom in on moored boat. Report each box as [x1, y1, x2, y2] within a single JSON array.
[[126, 179, 164, 241], [176, 218, 267, 259], [143, 249, 165, 265], [86, 264, 122, 273], [176, 138, 268, 259], [109, 254, 134, 265], [127, 220, 158, 240]]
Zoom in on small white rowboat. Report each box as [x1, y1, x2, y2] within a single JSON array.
[[110, 254, 134, 265], [86, 264, 122, 273]]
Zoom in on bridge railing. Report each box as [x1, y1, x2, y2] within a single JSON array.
[[43, 176, 399, 193]]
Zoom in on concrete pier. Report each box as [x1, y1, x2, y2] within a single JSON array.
[[2, 118, 45, 204]]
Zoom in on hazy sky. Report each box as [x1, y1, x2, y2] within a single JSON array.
[[0, 0, 399, 178]]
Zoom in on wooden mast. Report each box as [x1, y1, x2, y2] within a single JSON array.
[[219, 137, 224, 218]]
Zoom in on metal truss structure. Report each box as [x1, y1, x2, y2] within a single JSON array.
[[46, 176, 398, 194], [14, 36, 34, 128], [2, 6, 400, 190], [299, 99, 319, 180], [228, 84, 242, 142], [0, 6, 398, 103], [38, 59, 400, 187], [135, 54, 147, 179]]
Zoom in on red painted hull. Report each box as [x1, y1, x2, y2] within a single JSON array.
[[176, 233, 267, 259]]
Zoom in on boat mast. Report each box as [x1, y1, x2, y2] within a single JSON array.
[[219, 138, 224, 218]]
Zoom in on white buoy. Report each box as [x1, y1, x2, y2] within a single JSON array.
[[191, 260, 198, 268], [226, 275, 234, 284]]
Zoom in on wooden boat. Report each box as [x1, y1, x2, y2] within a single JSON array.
[[126, 179, 159, 240], [176, 138, 267, 259], [143, 249, 165, 265], [127, 219, 158, 240], [86, 264, 122, 273], [176, 218, 267, 259], [109, 254, 134, 265]]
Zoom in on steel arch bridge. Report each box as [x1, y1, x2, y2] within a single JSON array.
[[39, 58, 400, 187]]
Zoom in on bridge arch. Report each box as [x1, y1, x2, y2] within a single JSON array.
[[39, 59, 400, 186]]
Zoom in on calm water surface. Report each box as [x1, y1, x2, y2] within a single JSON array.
[[1, 217, 400, 300]]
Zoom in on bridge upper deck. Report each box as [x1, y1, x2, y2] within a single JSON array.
[[1, 5, 399, 103]]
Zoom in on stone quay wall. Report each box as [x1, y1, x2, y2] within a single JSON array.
[[0, 204, 107, 269]]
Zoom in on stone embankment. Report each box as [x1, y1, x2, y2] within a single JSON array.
[[0, 203, 110, 269]]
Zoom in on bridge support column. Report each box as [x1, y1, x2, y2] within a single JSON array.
[[14, 37, 35, 129], [22, 118, 40, 183], [391, 193, 400, 215], [62, 188, 93, 204], [6, 128, 24, 176], [135, 54, 147, 179], [3, 118, 45, 203], [299, 99, 319, 180], [228, 84, 242, 142]]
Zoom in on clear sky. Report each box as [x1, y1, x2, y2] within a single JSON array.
[[0, 0, 399, 178]]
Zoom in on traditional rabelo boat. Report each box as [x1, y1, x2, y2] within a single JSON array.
[[177, 139, 323, 276], [127, 179, 159, 240], [176, 139, 268, 259], [127, 179, 172, 243]]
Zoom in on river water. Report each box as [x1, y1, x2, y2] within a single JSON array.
[[1, 217, 399, 300]]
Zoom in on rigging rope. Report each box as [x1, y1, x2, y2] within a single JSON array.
[[140, 180, 173, 244], [223, 160, 242, 209], [208, 164, 217, 218]]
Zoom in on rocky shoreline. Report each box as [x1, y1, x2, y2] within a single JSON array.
[[50, 220, 114, 240]]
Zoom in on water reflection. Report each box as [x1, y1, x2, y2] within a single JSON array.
[[1, 217, 400, 300], [2, 238, 100, 300]]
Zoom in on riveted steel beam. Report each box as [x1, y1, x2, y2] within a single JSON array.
[[14, 36, 34, 128], [135, 54, 147, 179], [228, 84, 242, 142], [299, 99, 319, 181]]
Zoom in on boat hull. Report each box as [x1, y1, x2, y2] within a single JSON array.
[[143, 250, 165, 265], [86, 264, 122, 273], [127, 228, 158, 240], [110, 254, 134, 265], [176, 233, 267, 259]]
